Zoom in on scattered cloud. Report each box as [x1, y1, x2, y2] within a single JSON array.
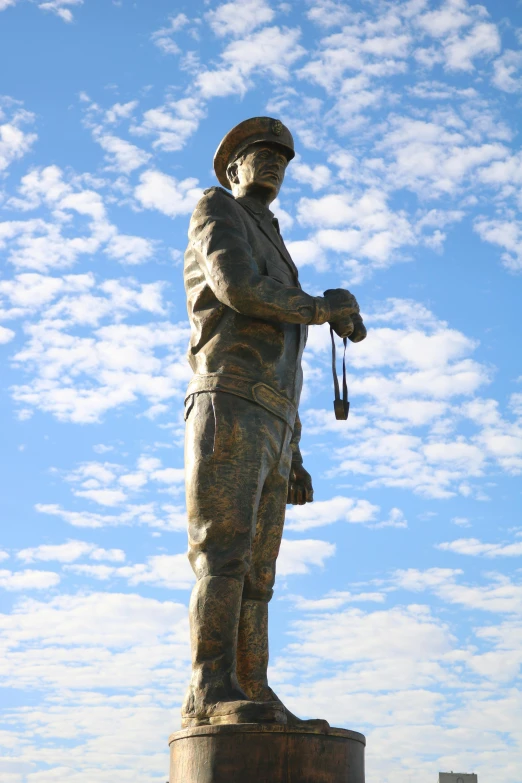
[[0, 101, 36, 172], [278, 538, 336, 575], [474, 216, 522, 272], [131, 96, 206, 152], [206, 0, 274, 38], [92, 131, 151, 173], [437, 537, 522, 558], [492, 50, 522, 93], [17, 540, 125, 563], [0, 569, 60, 590], [38, 0, 83, 23], [67, 553, 195, 589], [134, 170, 202, 217], [151, 13, 190, 55], [196, 25, 306, 98], [285, 496, 380, 531]]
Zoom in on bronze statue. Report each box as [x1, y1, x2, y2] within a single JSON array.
[[181, 117, 366, 729]]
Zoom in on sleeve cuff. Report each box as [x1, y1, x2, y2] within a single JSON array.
[[310, 297, 330, 325]]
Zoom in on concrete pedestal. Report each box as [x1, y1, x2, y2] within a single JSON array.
[[169, 723, 366, 783]]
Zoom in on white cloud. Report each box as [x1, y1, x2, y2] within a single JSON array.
[[391, 567, 463, 592], [0, 275, 165, 327], [287, 590, 386, 611], [92, 444, 114, 454], [285, 496, 379, 531], [374, 113, 507, 197], [0, 590, 186, 650], [132, 96, 205, 152], [34, 454, 187, 533], [284, 239, 327, 271], [0, 325, 15, 343], [295, 189, 464, 275], [75, 488, 128, 507], [392, 567, 522, 615], [290, 159, 332, 191], [0, 569, 60, 590], [0, 105, 37, 172], [453, 516, 472, 528], [93, 131, 151, 173], [151, 13, 189, 55], [298, 15, 411, 94], [286, 604, 452, 664], [105, 234, 157, 265], [416, 2, 474, 38], [196, 26, 306, 98], [38, 0, 83, 23], [474, 217, 522, 272], [36, 502, 186, 531], [2, 166, 139, 273], [300, 298, 516, 499], [437, 537, 522, 558], [0, 591, 189, 778], [206, 0, 274, 38], [306, 0, 351, 29], [11, 315, 190, 423], [104, 101, 139, 124], [17, 540, 125, 563], [492, 50, 522, 93], [373, 507, 408, 529], [444, 22, 501, 72], [134, 170, 202, 218], [277, 538, 336, 575], [68, 553, 194, 589]]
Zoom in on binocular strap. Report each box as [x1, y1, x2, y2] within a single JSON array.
[[330, 326, 350, 421]]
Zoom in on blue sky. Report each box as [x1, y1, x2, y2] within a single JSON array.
[[1, 0, 522, 781]]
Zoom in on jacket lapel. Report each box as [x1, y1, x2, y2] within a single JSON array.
[[236, 198, 299, 281]]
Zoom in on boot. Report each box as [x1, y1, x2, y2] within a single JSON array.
[[181, 576, 285, 727], [237, 598, 330, 730]]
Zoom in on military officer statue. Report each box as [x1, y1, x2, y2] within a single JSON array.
[[169, 117, 367, 783]]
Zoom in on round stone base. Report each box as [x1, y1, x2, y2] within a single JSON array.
[[169, 723, 366, 783]]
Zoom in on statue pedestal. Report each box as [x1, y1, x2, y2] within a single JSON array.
[[169, 723, 366, 783]]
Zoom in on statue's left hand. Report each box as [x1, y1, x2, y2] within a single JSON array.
[[287, 463, 314, 505]]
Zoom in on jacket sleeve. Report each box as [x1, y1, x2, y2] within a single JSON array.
[[290, 411, 303, 464], [188, 189, 330, 325]]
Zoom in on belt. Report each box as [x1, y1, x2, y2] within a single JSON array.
[[185, 373, 297, 430]]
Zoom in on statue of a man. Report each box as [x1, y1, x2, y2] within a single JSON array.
[[182, 117, 363, 728]]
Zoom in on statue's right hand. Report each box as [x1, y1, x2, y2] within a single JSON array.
[[330, 317, 354, 339], [323, 288, 360, 322]]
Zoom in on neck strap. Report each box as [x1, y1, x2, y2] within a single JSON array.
[[331, 326, 350, 421]]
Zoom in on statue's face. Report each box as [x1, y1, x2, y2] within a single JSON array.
[[228, 143, 289, 202]]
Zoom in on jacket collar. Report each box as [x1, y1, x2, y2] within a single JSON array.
[[235, 195, 275, 221], [235, 196, 299, 280]]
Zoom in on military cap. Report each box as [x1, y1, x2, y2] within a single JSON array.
[[214, 116, 295, 189]]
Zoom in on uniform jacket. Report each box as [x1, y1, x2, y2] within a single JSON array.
[[184, 187, 329, 459]]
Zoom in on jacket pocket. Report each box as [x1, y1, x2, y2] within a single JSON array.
[[184, 394, 195, 421]]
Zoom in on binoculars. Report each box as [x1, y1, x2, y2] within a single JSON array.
[[331, 311, 367, 342]]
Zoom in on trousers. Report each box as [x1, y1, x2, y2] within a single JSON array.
[[185, 391, 293, 602]]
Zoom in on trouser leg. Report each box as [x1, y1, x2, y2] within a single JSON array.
[[237, 598, 270, 701], [237, 425, 292, 699], [235, 428, 330, 729], [183, 392, 286, 720], [182, 575, 246, 717]]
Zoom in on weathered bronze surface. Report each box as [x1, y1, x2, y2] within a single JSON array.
[[169, 724, 366, 783], [181, 117, 366, 730]]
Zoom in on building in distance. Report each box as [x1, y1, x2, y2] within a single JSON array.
[[439, 774, 478, 783]]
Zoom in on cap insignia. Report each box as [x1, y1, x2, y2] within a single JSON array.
[[271, 119, 283, 136]]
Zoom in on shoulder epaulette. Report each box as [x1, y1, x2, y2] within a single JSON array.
[[203, 186, 233, 198]]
